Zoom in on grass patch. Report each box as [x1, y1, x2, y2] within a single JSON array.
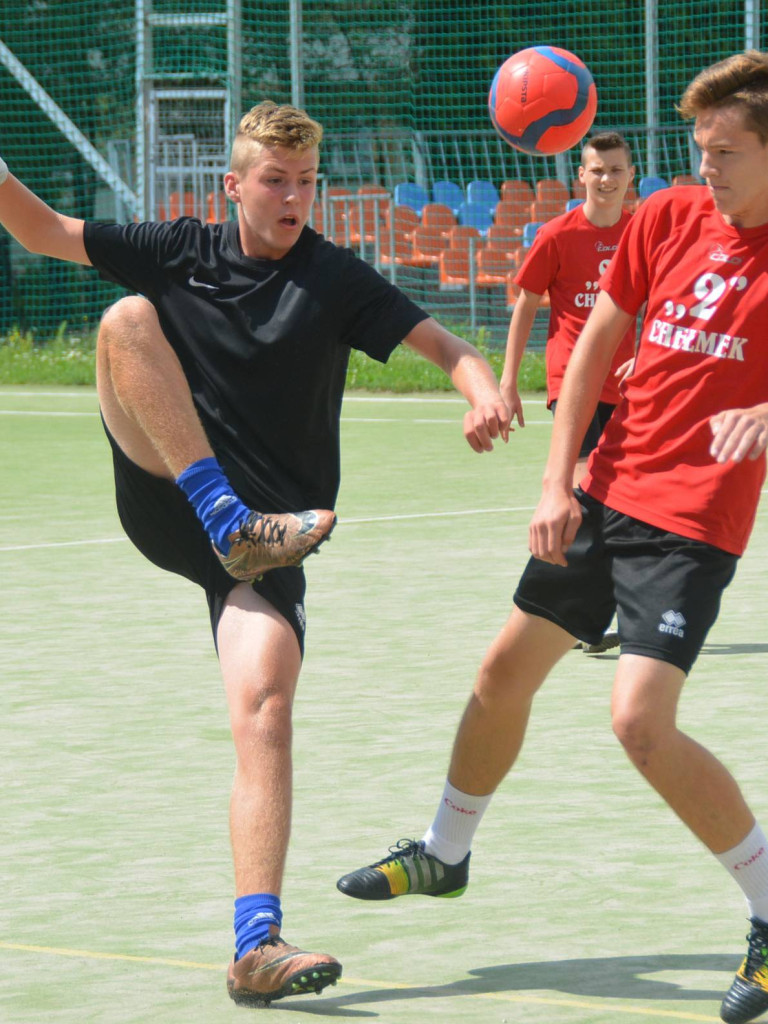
[[0, 326, 98, 386], [0, 323, 546, 392]]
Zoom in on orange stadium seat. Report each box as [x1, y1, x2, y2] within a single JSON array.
[[476, 245, 514, 287], [501, 178, 534, 203], [421, 202, 457, 233], [494, 199, 532, 236], [530, 198, 565, 222], [439, 247, 471, 290], [535, 178, 569, 204], [411, 223, 446, 266]]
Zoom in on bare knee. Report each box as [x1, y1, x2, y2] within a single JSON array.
[[230, 683, 294, 756], [474, 645, 543, 710], [99, 295, 159, 351], [612, 708, 670, 768]]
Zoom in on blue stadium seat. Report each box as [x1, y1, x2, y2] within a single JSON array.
[[522, 221, 545, 247], [566, 197, 585, 211], [393, 182, 430, 216], [457, 201, 494, 235], [432, 179, 464, 215], [467, 179, 500, 214], [638, 175, 670, 199]]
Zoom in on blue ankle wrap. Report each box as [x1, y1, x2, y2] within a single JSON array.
[[234, 893, 283, 960], [176, 457, 249, 554]]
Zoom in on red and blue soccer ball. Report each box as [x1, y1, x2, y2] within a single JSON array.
[[488, 45, 598, 156]]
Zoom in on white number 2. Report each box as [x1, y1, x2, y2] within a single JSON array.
[[689, 273, 727, 321], [688, 271, 748, 321]]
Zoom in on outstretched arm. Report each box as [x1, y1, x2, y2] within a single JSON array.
[[0, 158, 89, 265], [529, 291, 634, 565], [402, 317, 511, 452], [499, 287, 543, 428]]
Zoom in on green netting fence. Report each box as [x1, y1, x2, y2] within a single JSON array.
[[0, 0, 763, 344]]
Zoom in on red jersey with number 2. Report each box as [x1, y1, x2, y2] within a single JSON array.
[[515, 204, 635, 406], [582, 185, 768, 556]]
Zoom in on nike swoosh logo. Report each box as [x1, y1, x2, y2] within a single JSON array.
[[187, 275, 217, 291]]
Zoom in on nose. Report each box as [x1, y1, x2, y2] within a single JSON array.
[[699, 151, 715, 179]]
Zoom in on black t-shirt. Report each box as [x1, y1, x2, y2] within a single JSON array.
[[84, 218, 428, 511]]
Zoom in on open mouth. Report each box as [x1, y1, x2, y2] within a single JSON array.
[[280, 214, 299, 227]]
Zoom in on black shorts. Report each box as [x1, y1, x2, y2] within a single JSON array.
[[103, 422, 307, 655], [550, 400, 616, 458], [514, 491, 738, 674]]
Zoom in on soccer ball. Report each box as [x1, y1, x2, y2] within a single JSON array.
[[488, 46, 598, 156]]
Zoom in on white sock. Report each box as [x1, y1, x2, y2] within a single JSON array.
[[715, 822, 768, 924], [422, 779, 492, 865]]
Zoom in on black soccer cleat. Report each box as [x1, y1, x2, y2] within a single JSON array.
[[721, 918, 768, 1023], [337, 838, 469, 900]]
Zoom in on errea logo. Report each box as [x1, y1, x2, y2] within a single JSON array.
[[658, 610, 686, 638]]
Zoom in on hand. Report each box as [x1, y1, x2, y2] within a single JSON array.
[[528, 484, 583, 566], [463, 398, 512, 452], [709, 406, 768, 464], [499, 378, 525, 428], [613, 356, 635, 392]]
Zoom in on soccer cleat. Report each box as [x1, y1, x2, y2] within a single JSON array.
[[215, 508, 336, 581], [336, 838, 470, 900], [721, 918, 768, 1024], [582, 630, 621, 654], [227, 936, 342, 1007]]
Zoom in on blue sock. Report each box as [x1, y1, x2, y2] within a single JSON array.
[[234, 893, 283, 960], [176, 457, 250, 555]]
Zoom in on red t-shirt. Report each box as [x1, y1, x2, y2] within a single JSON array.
[[582, 185, 768, 556], [515, 204, 635, 406]]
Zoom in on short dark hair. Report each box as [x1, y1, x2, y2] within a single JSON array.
[[678, 50, 768, 143], [581, 131, 633, 164]]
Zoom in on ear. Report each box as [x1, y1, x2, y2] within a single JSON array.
[[628, 165, 636, 182], [223, 171, 241, 204], [577, 165, 587, 184]]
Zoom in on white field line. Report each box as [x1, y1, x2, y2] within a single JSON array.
[[0, 409, 553, 425], [0, 389, 549, 406], [0, 506, 534, 554]]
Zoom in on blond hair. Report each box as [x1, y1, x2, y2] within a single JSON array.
[[678, 50, 768, 142], [230, 100, 323, 174]]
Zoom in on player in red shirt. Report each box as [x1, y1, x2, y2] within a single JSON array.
[[502, 130, 636, 486], [338, 52, 768, 1024]]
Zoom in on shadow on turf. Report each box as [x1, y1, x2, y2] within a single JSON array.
[[578, 642, 768, 662], [289, 952, 740, 1015], [700, 642, 768, 655]]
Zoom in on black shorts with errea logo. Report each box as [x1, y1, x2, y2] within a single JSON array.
[[514, 490, 738, 674]]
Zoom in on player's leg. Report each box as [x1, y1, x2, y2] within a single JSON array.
[[97, 295, 213, 476], [217, 583, 341, 1005], [447, 607, 576, 794], [611, 654, 754, 850], [611, 523, 768, 1024], [336, 608, 576, 900], [610, 654, 768, 1024], [96, 296, 335, 579]]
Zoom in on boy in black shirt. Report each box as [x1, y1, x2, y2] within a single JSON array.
[[0, 101, 510, 1005]]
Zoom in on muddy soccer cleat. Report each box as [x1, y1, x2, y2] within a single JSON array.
[[215, 508, 336, 581], [227, 936, 342, 1007], [336, 838, 470, 900], [721, 918, 768, 1023]]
